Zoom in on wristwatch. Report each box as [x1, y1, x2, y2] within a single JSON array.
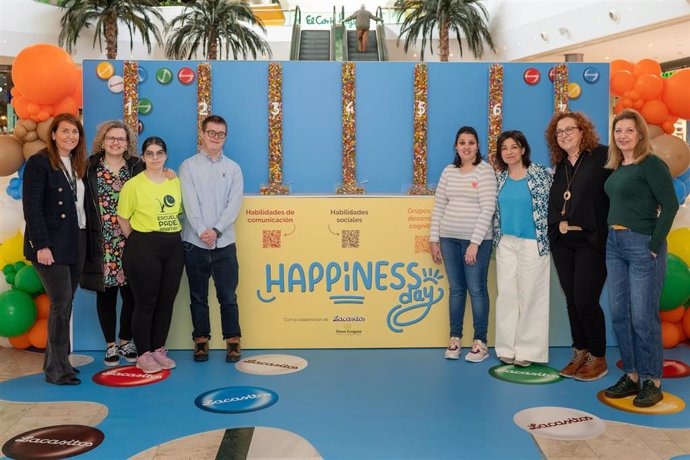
[[212, 227, 222, 238]]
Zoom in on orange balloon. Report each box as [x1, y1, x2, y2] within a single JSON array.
[[684, 307, 690, 338], [660, 305, 685, 323], [28, 318, 48, 349], [661, 321, 680, 348], [633, 99, 644, 110], [610, 59, 635, 75], [72, 68, 83, 109], [633, 58, 662, 77], [610, 70, 636, 97], [9, 333, 31, 349], [662, 69, 690, 120], [11, 95, 31, 120], [12, 44, 78, 105], [34, 293, 50, 319], [634, 74, 664, 101], [621, 98, 633, 109], [661, 120, 676, 135], [640, 100, 669, 125], [676, 321, 687, 343], [53, 97, 78, 116]]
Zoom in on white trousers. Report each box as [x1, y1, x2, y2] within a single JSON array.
[[494, 235, 551, 363]]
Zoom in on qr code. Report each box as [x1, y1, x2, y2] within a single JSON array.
[[342, 230, 360, 248], [262, 230, 281, 248], [415, 236, 430, 253]]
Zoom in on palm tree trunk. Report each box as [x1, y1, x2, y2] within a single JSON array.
[[105, 15, 118, 59], [208, 33, 218, 60], [439, 17, 449, 62]]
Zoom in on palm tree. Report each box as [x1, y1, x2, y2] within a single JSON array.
[[58, 0, 166, 59], [165, 0, 272, 60], [395, 0, 495, 62]]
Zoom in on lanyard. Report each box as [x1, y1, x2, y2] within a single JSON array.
[[62, 162, 78, 203]]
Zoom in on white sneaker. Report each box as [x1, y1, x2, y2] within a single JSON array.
[[514, 359, 532, 367], [465, 340, 489, 363], [444, 337, 461, 359]]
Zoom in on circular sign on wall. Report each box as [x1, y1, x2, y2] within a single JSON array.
[[138, 98, 153, 115], [236, 354, 308, 375], [138, 120, 144, 134], [156, 67, 173, 85], [523, 68, 541, 85], [489, 364, 562, 385], [568, 82, 582, 99], [2, 425, 104, 459], [195, 386, 279, 414], [583, 66, 600, 83], [92, 365, 170, 387], [107, 75, 124, 94], [597, 390, 686, 415], [548, 66, 557, 82], [514, 407, 606, 440], [616, 359, 690, 378], [96, 62, 114, 80], [137, 66, 148, 84], [178, 67, 195, 85]]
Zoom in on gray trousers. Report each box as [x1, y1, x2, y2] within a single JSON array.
[[33, 232, 86, 384]]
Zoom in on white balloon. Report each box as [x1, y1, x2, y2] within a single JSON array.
[[0, 275, 10, 292], [0, 336, 12, 348], [0, 204, 23, 241]]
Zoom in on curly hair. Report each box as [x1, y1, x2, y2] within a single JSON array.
[[544, 112, 600, 165], [91, 120, 137, 159]]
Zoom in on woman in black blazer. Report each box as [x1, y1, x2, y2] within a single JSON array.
[[23, 113, 88, 385]]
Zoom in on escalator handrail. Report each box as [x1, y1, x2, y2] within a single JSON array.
[[289, 6, 302, 60]]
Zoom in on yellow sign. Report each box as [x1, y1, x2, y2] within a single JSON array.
[[596, 390, 686, 414], [237, 196, 447, 348]]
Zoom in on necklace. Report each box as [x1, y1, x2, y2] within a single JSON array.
[[61, 157, 78, 202], [560, 153, 583, 216]]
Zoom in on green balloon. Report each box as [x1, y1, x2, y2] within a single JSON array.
[[15, 266, 44, 295], [660, 254, 690, 311], [0, 290, 36, 337]]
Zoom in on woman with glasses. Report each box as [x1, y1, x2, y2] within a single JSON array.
[[545, 112, 611, 381], [603, 109, 678, 408], [23, 113, 88, 385], [117, 137, 184, 374], [430, 126, 496, 362], [493, 131, 552, 367], [81, 121, 143, 367]]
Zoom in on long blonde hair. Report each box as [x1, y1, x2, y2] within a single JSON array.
[[605, 109, 651, 170]]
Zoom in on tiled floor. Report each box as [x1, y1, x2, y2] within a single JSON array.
[[1, 347, 689, 459]]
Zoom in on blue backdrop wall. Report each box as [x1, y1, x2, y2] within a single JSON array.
[[83, 61, 610, 193]]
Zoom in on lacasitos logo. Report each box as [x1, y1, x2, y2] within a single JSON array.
[[255, 261, 444, 333]]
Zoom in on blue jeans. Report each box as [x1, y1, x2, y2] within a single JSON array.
[[184, 242, 241, 340], [606, 229, 666, 381], [440, 238, 492, 341]]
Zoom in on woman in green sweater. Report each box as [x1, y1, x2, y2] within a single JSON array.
[[603, 109, 679, 408]]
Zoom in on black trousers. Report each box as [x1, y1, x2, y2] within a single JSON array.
[[33, 231, 86, 384], [96, 284, 134, 344], [123, 231, 184, 354], [551, 231, 607, 357]]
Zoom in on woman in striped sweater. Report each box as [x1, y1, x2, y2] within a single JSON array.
[[430, 126, 497, 362]]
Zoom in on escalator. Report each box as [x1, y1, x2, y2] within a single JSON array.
[[343, 6, 389, 61]]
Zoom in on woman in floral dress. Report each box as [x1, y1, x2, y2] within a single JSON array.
[[82, 120, 143, 366]]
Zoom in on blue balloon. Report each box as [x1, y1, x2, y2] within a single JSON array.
[[17, 162, 26, 178], [7, 178, 22, 200], [673, 178, 687, 204], [676, 167, 690, 182]]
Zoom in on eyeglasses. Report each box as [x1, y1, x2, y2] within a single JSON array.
[[144, 150, 166, 158], [105, 136, 127, 143], [555, 126, 580, 138], [205, 130, 227, 139]]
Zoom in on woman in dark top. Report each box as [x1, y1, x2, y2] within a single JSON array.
[[82, 120, 143, 367], [603, 109, 678, 408], [545, 112, 611, 381], [22, 113, 88, 386]]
